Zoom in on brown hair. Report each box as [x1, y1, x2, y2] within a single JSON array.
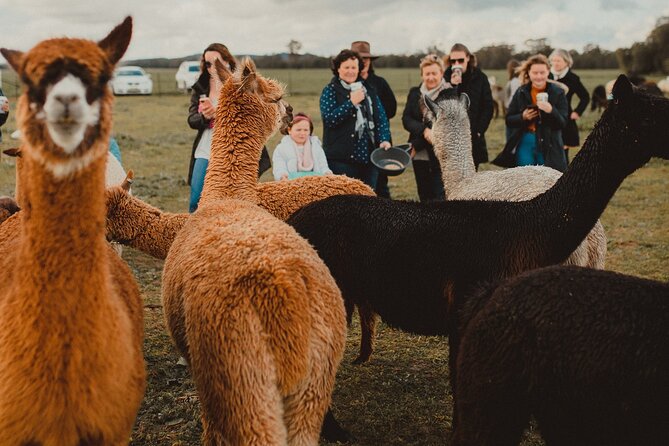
[[200, 43, 237, 74], [506, 58, 521, 81], [517, 54, 550, 84], [290, 113, 314, 134], [446, 43, 477, 70], [331, 49, 363, 76], [419, 54, 445, 74]]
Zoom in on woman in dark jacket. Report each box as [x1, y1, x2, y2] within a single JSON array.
[[351, 40, 397, 198], [187, 43, 270, 212], [402, 54, 450, 202], [319, 49, 391, 189], [549, 48, 590, 161], [443, 43, 494, 169], [0, 87, 9, 143], [493, 54, 569, 172]]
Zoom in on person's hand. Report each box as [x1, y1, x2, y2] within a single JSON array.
[[536, 101, 552, 114], [0, 101, 8, 113], [350, 89, 365, 106], [570, 111, 580, 120], [200, 97, 216, 119], [522, 107, 539, 121], [280, 173, 288, 181], [379, 141, 391, 150], [423, 127, 433, 144], [409, 146, 416, 159]]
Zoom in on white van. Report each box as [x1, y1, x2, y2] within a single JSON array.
[[176, 61, 201, 91]]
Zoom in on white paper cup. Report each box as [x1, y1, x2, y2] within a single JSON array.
[[536, 92, 548, 103]]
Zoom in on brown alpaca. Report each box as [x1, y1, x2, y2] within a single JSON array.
[[104, 173, 373, 259], [161, 59, 346, 445], [0, 17, 145, 445]]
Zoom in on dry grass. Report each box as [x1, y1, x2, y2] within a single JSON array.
[[0, 68, 666, 445]]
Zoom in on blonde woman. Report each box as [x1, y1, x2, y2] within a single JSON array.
[[401, 54, 450, 202], [493, 54, 569, 171]]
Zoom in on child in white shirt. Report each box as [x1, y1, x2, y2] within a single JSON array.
[[272, 113, 332, 181]]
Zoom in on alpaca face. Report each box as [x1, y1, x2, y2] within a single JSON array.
[[40, 73, 100, 153], [424, 91, 471, 147], [609, 75, 669, 161], [0, 17, 132, 177]]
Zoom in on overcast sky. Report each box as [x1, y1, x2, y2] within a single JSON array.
[[1, 0, 667, 61]]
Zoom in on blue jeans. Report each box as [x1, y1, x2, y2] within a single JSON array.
[[515, 132, 545, 167], [328, 160, 379, 190], [189, 158, 208, 213]]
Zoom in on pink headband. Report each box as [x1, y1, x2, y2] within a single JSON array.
[[291, 115, 312, 126]]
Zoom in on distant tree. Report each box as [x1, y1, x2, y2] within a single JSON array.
[[426, 44, 446, 57], [524, 37, 552, 56], [646, 16, 669, 74], [475, 44, 515, 69], [288, 39, 302, 55]]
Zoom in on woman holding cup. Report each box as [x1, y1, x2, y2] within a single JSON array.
[[186, 43, 270, 212], [443, 43, 494, 170], [493, 54, 569, 172]]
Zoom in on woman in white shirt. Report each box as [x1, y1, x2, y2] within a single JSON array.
[[273, 113, 332, 181]]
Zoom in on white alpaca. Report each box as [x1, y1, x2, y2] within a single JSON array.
[[426, 92, 606, 268]]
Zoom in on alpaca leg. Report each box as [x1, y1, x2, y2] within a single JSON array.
[[320, 408, 354, 443], [185, 288, 286, 445], [353, 304, 377, 364], [283, 346, 339, 446]]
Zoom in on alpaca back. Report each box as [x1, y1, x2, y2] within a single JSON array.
[[454, 265, 669, 445], [163, 200, 346, 444]]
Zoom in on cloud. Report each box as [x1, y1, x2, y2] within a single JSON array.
[[0, 0, 667, 60]]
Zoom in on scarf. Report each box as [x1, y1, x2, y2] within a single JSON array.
[[550, 67, 569, 80], [420, 78, 450, 100], [340, 79, 375, 143], [292, 137, 314, 172]]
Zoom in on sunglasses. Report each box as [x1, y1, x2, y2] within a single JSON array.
[[449, 58, 466, 64], [204, 61, 213, 68]]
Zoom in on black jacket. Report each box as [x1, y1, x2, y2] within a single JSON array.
[[187, 74, 270, 185], [443, 66, 494, 165], [551, 70, 589, 116], [494, 82, 569, 172], [320, 76, 390, 163], [0, 88, 8, 142], [365, 70, 397, 119], [402, 86, 437, 162]]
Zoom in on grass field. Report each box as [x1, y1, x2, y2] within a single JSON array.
[[0, 68, 667, 445]]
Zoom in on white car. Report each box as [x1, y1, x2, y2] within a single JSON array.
[[111, 66, 153, 95], [175, 61, 201, 91]]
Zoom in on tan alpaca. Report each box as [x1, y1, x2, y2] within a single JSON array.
[[104, 173, 372, 259], [162, 59, 346, 445], [0, 17, 145, 445]]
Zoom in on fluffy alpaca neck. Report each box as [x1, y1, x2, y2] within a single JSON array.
[[199, 97, 267, 207], [18, 142, 109, 311], [433, 114, 476, 195]]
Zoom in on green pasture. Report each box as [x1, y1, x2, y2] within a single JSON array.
[[0, 68, 667, 445]]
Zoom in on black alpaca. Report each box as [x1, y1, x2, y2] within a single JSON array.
[[590, 84, 607, 112], [287, 75, 669, 369], [453, 265, 669, 446]]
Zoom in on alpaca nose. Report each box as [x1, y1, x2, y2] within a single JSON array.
[[55, 94, 79, 107]]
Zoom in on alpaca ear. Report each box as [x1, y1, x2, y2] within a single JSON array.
[[460, 93, 471, 110], [239, 57, 259, 92], [120, 170, 134, 191], [98, 16, 133, 66], [612, 74, 633, 103], [1, 49, 24, 74], [213, 59, 232, 84], [3, 147, 22, 158], [423, 94, 439, 119]]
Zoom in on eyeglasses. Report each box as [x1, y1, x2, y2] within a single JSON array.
[[449, 57, 466, 64]]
